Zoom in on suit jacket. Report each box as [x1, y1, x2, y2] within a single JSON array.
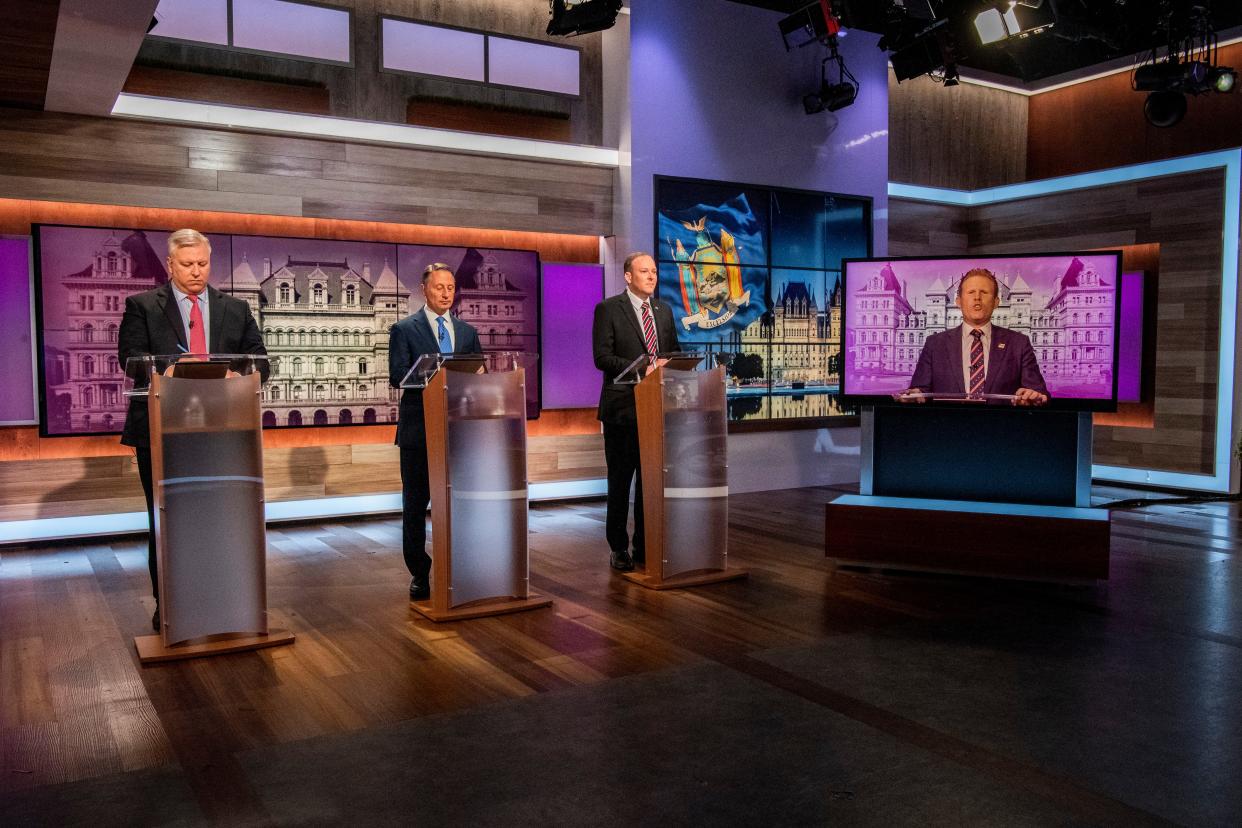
[[909, 324, 1049, 397], [592, 291, 682, 424], [118, 282, 268, 448], [388, 310, 484, 448]]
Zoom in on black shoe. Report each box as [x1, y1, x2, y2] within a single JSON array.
[[409, 577, 430, 601], [151, 607, 161, 632], [610, 549, 635, 572]]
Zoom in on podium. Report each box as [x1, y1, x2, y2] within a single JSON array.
[[402, 352, 551, 621], [617, 353, 746, 590], [125, 354, 294, 663], [825, 402, 1110, 581]]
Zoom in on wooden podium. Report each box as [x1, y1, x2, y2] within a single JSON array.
[[625, 357, 746, 589], [130, 354, 294, 664], [413, 354, 551, 621]]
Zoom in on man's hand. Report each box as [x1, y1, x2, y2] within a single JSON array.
[[1013, 387, 1048, 406], [643, 357, 669, 376], [893, 388, 927, 404]]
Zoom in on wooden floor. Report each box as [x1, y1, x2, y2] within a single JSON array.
[[2, 486, 1241, 824]]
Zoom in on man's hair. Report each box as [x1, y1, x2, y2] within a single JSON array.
[[422, 262, 455, 284], [167, 229, 211, 257], [623, 251, 654, 274], [957, 267, 999, 297]]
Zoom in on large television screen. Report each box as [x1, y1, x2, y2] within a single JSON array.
[[841, 252, 1122, 410], [33, 224, 542, 436], [654, 176, 871, 423]]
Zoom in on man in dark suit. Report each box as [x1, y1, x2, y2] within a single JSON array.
[[388, 263, 483, 600], [905, 268, 1048, 405], [591, 251, 682, 572], [118, 228, 268, 631]]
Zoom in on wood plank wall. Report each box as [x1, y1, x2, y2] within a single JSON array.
[[0, 105, 615, 522], [887, 69, 1028, 189], [136, 0, 603, 146], [1028, 42, 1242, 181], [889, 166, 1228, 476]]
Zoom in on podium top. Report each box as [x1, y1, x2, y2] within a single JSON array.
[[399, 351, 537, 389], [891, 390, 1021, 404], [124, 354, 269, 397], [612, 352, 716, 385]]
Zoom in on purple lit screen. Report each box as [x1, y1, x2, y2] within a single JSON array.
[[382, 19, 485, 81], [232, 0, 351, 63], [1117, 271, 1145, 403], [541, 262, 603, 409], [151, 0, 229, 45], [843, 254, 1121, 400], [0, 238, 36, 425], [488, 37, 580, 96]]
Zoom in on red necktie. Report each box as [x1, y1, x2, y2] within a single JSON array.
[[189, 294, 207, 354], [640, 301, 658, 356], [968, 329, 984, 395]]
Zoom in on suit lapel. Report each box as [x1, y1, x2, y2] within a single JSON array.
[[985, 328, 1007, 394], [618, 292, 646, 347], [158, 283, 188, 351], [947, 327, 966, 393], [207, 285, 225, 353]]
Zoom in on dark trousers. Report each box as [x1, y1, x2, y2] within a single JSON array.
[[399, 444, 432, 582], [603, 419, 645, 562], [134, 447, 159, 601]]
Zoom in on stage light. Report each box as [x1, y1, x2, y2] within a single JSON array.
[[1144, 90, 1187, 128], [545, 0, 622, 37], [974, 7, 1018, 45], [1211, 67, 1237, 93], [942, 64, 960, 87], [804, 35, 858, 115], [974, 0, 1055, 45], [779, 1, 841, 51]]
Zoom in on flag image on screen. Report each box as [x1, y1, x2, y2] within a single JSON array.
[[841, 252, 1123, 407]]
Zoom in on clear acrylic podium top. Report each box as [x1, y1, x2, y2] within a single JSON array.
[[399, 351, 536, 389], [612, 351, 718, 385], [890, 390, 1024, 404], [123, 354, 269, 397]]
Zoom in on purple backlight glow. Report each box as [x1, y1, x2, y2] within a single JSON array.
[[540, 263, 603, 410], [844, 254, 1121, 401], [1117, 271, 1145, 403], [0, 238, 36, 424]]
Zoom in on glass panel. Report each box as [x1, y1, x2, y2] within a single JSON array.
[[233, 0, 351, 63], [151, 0, 229, 45], [661, 367, 728, 578], [487, 36, 580, 95], [381, 18, 485, 81], [444, 369, 527, 607], [154, 371, 266, 644]]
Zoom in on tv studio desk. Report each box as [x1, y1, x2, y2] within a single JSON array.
[[825, 404, 1110, 581]]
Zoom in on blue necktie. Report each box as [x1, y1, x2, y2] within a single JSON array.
[[436, 315, 452, 354]]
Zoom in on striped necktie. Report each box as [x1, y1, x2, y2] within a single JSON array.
[[968, 329, 984, 395], [640, 301, 658, 356]]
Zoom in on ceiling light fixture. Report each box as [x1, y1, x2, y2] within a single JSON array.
[[546, 0, 622, 37]]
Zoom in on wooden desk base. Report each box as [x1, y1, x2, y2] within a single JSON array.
[[135, 628, 295, 665], [622, 567, 748, 590], [825, 495, 1110, 582], [411, 594, 552, 622]]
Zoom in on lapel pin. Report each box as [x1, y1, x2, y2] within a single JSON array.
[[997, 343, 1006, 349]]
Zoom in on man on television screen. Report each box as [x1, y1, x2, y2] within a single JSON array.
[[903, 268, 1049, 405]]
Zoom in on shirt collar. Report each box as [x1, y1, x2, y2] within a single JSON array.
[[169, 283, 205, 305], [963, 322, 993, 338], [626, 288, 652, 310]]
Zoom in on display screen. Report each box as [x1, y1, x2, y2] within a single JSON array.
[[842, 252, 1122, 408], [33, 224, 542, 436], [655, 176, 871, 423]]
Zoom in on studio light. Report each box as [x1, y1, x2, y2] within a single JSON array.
[[974, 0, 1055, 46], [1144, 90, 1188, 128], [546, 0, 622, 37], [804, 36, 858, 115], [780, 1, 841, 51], [1211, 66, 1237, 93]]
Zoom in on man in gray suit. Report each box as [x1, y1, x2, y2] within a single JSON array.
[[118, 229, 268, 631], [388, 263, 483, 600]]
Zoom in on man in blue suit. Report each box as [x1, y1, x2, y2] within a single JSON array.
[[388, 263, 483, 600], [906, 268, 1049, 405]]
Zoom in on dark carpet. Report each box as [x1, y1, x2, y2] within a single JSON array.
[[0, 766, 205, 827]]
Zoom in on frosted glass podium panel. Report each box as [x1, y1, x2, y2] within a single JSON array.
[[131, 354, 293, 663], [629, 356, 745, 590], [417, 351, 550, 620], [661, 367, 729, 578]]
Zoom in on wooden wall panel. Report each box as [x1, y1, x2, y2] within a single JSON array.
[[889, 168, 1226, 477], [0, 108, 613, 236], [124, 66, 331, 115], [1028, 42, 1242, 181], [407, 98, 572, 143], [888, 70, 1028, 189]]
